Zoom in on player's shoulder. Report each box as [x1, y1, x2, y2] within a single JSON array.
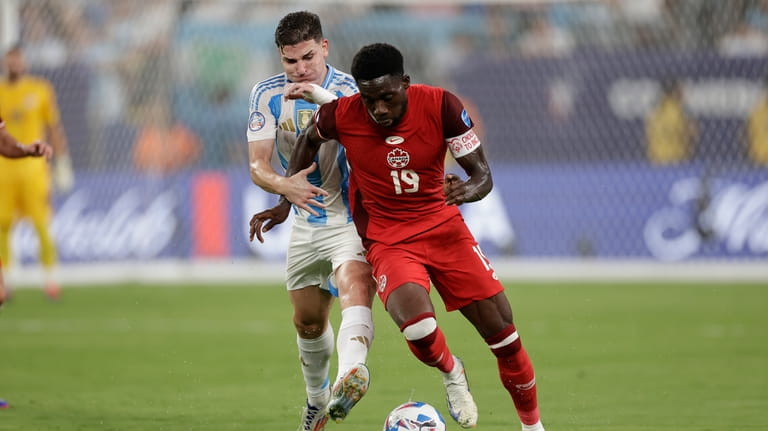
[[325, 65, 358, 95], [250, 73, 288, 94], [410, 83, 444, 97], [248, 73, 287, 107], [24, 75, 54, 90]]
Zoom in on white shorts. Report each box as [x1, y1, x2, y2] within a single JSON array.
[[285, 221, 367, 293]]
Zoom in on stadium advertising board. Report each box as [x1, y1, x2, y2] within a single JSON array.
[[10, 165, 767, 263]]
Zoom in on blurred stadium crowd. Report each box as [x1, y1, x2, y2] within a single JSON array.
[[8, 0, 768, 172]]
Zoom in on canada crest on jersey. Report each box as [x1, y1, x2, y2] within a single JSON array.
[[387, 148, 410, 169], [297, 109, 313, 130]]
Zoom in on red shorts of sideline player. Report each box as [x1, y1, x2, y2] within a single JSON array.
[[367, 213, 504, 311]]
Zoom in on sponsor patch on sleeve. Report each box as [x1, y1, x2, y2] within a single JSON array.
[[446, 129, 481, 158], [248, 111, 266, 132], [461, 109, 472, 128]]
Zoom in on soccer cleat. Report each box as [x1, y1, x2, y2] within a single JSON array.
[[44, 281, 61, 301], [442, 356, 478, 428], [327, 363, 370, 423], [297, 398, 329, 431]]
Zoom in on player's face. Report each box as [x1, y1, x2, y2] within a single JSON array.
[[4, 50, 25, 79], [279, 39, 329, 85], [358, 74, 410, 128]]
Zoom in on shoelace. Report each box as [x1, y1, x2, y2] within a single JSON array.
[[302, 404, 322, 430]]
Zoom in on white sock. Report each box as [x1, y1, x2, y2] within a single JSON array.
[[335, 305, 374, 381], [522, 420, 545, 431], [297, 324, 334, 403]]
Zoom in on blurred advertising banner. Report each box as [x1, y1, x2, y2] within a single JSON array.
[[10, 164, 768, 264]]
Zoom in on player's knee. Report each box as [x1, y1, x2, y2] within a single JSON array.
[[293, 317, 326, 339], [401, 314, 437, 341]]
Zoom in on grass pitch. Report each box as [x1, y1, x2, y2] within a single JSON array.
[[1, 281, 766, 430]]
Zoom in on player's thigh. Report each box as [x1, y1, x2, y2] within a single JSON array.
[[318, 224, 373, 307], [285, 223, 333, 292], [0, 172, 21, 226], [366, 242, 432, 313], [18, 170, 51, 221], [427, 217, 504, 312]]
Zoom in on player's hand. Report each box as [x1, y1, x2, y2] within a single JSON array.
[[282, 162, 329, 216], [54, 153, 75, 193], [284, 83, 337, 105], [444, 173, 466, 206], [284, 83, 313, 100], [249, 198, 291, 243], [26, 140, 53, 160]]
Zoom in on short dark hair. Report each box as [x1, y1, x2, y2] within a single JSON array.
[[274, 11, 323, 48], [351, 43, 404, 82]]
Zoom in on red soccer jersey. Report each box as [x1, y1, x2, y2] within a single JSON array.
[[315, 84, 474, 245]]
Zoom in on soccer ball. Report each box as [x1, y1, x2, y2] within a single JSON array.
[[383, 401, 447, 431]]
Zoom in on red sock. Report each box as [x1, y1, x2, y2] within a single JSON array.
[[487, 324, 540, 425], [401, 313, 455, 373]]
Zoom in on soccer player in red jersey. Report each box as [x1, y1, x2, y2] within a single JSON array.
[[0, 115, 53, 306], [276, 43, 546, 431]]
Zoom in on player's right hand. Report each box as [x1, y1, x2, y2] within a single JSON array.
[[281, 162, 329, 216], [249, 198, 292, 243]]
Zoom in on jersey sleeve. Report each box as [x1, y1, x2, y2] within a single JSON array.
[[246, 82, 278, 142], [314, 99, 340, 141], [442, 90, 482, 158]]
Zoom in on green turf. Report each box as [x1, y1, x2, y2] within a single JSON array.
[[1, 281, 766, 430]]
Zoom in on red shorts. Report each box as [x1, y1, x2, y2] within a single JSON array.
[[366, 213, 504, 311]]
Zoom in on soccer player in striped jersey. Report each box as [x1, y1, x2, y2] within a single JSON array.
[[245, 11, 375, 431], [0, 115, 53, 306], [282, 43, 546, 431]]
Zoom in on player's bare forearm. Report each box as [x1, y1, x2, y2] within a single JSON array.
[[249, 197, 291, 243], [446, 147, 493, 205], [248, 139, 285, 194], [281, 122, 329, 215], [0, 130, 52, 159]]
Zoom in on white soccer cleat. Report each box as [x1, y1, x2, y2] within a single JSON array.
[[442, 356, 478, 428], [327, 363, 370, 422], [297, 390, 330, 431]]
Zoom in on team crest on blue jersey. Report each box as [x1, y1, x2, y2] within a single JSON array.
[[461, 109, 471, 128], [249, 111, 266, 132], [387, 148, 410, 169], [297, 109, 313, 130]]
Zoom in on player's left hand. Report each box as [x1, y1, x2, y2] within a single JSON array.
[[26, 140, 53, 159], [249, 198, 291, 243], [444, 173, 466, 206]]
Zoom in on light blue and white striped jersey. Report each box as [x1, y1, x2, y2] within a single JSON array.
[[247, 65, 358, 226]]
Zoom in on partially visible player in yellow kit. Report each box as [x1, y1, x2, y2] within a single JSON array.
[[0, 44, 73, 299], [0, 115, 53, 305]]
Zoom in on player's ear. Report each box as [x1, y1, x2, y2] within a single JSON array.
[[402, 74, 411, 89]]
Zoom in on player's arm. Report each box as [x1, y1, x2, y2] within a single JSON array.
[[45, 85, 74, 191], [445, 146, 493, 206], [282, 115, 330, 216], [442, 90, 493, 206], [0, 122, 53, 159], [248, 138, 286, 194]]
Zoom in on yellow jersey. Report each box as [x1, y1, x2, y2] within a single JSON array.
[[747, 98, 768, 165], [0, 75, 60, 174], [645, 98, 693, 165]]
